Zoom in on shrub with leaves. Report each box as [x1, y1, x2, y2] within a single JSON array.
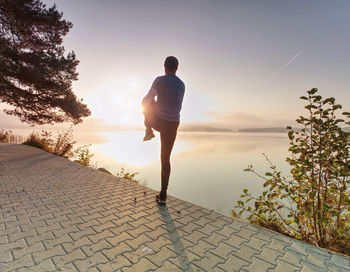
[[52, 127, 75, 157], [235, 88, 350, 255], [116, 168, 140, 183], [0, 129, 10, 142], [22, 128, 75, 158], [22, 131, 52, 151], [71, 144, 94, 167]]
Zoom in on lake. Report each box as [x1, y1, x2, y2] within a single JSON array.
[[87, 131, 291, 216]]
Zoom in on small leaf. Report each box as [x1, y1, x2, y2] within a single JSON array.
[[308, 88, 318, 95]]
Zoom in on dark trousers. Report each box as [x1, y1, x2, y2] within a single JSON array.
[[144, 103, 179, 199]]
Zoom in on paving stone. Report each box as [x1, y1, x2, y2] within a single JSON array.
[[125, 233, 153, 250], [126, 225, 152, 238], [69, 227, 96, 241], [52, 248, 86, 267], [245, 256, 276, 271], [97, 254, 132, 271], [87, 229, 115, 243], [145, 246, 177, 267], [43, 234, 73, 249], [246, 238, 270, 252], [12, 242, 45, 260], [0, 239, 26, 252], [202, 232, 227, 247], [167, 250, 202, 270], [32, 245, 65, 263], [122, 258, 157, 272], [91, 221, 115, 233], [109, 222, 133, 236], [192, 252, 225, 271], [327, 254, 350, 270], [0, 255, 34, 271], [214, 224, 238, 238], [328, 266, 350, 272], [272, 260, 301, 272], [278, 250, 304, 268], [145, 236, 172, 252], [18, 259, 56, 272], [53, 225, 81, 238], [102, 242, 133, 260], [217, 253, 250, 271], [208, 241, 237, 258], [81, 238, 112, 257], [152, 260, 182, 272], [8, 230, 35, 244], [232, 244, 260, 260], [223, 233, 248, 248], [106, 231, 133, 246], [266, 238, 290, 252], [74, 251, 109, 271], [306, 250, 331, 268], [197, 223, 218, 236], [236, 227, 259, 239], [182, 230, 208, 244], [286, 240, 310, 256], [187, 239, 216, 257], [0, 250, 12, 263], [255, 247, 283, 265], [300, 261, 328, 272], [252, 229, 275, 242]]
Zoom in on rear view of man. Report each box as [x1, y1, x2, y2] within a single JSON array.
[[142, 56, 185, 205]]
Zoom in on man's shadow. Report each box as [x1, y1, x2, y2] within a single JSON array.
[[157, 205, 194, 272]]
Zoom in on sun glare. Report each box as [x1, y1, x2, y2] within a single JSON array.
[[87, 77, 146, 126]]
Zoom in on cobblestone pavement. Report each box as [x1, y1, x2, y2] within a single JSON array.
[[0, 143, 349, 272]]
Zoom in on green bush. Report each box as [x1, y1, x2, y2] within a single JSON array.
[[71, 144, 94, 167], [116, 168, 140, 183], [235, 88, 350, 255]]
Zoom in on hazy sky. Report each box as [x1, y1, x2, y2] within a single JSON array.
[[2, 0, 350, 131]]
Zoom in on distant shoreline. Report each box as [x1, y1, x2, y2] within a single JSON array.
[[237, 127, 287, 133]]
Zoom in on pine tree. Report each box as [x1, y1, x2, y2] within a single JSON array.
[[0, 0, 90, 125]]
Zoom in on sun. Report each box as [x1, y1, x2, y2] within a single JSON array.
[[86, 77, 146, 127]]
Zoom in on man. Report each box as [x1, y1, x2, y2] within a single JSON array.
[[142, 56, 185, 205]]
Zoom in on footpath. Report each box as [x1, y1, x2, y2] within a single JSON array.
[[0, 143, 349, 272]]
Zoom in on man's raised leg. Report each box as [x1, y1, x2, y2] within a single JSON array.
[[143, 102, 156, 141]]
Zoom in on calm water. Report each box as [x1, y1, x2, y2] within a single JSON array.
[[86, 131, 291, 216]]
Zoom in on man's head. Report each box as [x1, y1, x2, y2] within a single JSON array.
[[164, 56, 179, 75]]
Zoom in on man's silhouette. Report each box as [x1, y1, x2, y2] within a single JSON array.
[[142, 56, 185, 205]]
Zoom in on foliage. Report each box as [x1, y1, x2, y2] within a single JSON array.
[[22, 127, 75, 157], [0, 129, 10, 142], [71, 144, 94, 167], [235, 88, 350, 255], [116, 168, 140, 183], [0, 0, 90, 124], [22, 132, 46, 150], [70, 146, 140, 183]]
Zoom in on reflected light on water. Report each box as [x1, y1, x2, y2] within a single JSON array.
[[88, 131, 290, 215], [91, 131, 191, 166]]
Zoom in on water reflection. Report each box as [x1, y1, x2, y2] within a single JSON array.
[[88, 131, 291, 215]]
